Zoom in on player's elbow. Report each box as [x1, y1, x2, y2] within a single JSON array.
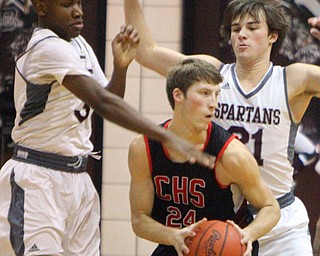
[[131, 213, 145, 237], [271, 199, 281, 225], [135, 43, 158, 66]]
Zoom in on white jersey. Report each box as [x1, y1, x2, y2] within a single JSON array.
[[12, 28, 107, 156], [214, 62, 298, 198]]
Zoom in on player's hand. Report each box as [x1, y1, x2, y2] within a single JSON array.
[[308, 17, 320, 42], [172, 218, 207, 256], [226, 220, 252, 256], [112, 24, 140, 68], [163, 131, 215, 169]]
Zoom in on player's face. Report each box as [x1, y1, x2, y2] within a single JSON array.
[[43, 0, 83, 41], [230, 13, 276, 63], [180, 82, 220, 132]]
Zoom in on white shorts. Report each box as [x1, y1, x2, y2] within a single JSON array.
[[258, 197, 312, 256], [0, 159, 100, 256]]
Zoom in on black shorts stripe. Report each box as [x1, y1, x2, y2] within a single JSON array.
[[8, 169, 25, 256]]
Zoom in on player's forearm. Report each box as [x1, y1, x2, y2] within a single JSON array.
[[132, 213, 177, 246], [123, 0, 159, 67], [244, 203, 280, 242], [105, 64, 128, 98], [95, 91, 169, 143], [64, 74, 169, 143]]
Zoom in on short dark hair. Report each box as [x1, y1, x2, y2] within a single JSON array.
[[166, 58, 222, 110], [220, 0, 289, 59]]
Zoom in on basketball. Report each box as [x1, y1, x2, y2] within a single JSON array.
[[185, 220, 246, 256]]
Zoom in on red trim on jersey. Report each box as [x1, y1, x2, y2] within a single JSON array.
[[204, 122, 212, 149], [143, 135, 153, 175], [214, 134, 238, 189]]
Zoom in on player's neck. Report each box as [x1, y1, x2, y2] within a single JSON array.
[[168, 119, 208, 150], [235, 60, 271, 92]]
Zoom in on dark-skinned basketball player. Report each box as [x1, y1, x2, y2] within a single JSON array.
[[0, 1, 218, 255]]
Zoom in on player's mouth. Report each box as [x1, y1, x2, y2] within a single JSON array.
[[70, 21, 84, 31], [237, 43, 249, 49]]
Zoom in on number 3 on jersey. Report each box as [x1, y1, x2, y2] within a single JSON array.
[[75, 103, 90, 122]]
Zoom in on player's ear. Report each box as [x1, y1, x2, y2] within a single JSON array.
[[32, 0, 47, 16], [269, 31, 278, 44], [172, 88, 184, 104]]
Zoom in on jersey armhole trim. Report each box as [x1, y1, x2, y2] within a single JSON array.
[[215, 134, 238, 189], [283, 66, 298, 125]]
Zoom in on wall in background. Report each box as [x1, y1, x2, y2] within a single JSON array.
[[102, 1, 181, 255]]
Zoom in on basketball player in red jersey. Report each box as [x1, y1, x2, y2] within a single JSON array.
[[128, 59, 280, 256]]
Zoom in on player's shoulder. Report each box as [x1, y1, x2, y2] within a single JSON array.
[[221, 138, 253, 165], [285, 62, 320, 88], [30, 28, 67, 46], [285, 62, 314, 73], [27, 29, 74, 57], [128, 134, 150, 172], [129, 134, 146, 152]]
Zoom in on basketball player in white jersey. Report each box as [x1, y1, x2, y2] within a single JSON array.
[[124, 0, 320, 255], [0, 1, 217, 255]]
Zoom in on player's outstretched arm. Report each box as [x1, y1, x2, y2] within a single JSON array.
[[106, 25, 140, 98], [123, 0, 222, 76], [63, 73, 214, 168], [123, 0, 184, 76]]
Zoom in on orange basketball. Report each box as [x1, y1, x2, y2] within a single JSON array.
[[185, 220, 246, 256]]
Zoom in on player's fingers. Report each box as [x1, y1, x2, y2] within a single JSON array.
[[130, 28, 140, 44], [120, 24, 127, 34], [189, 151, 215, 169], [117, 25, 133, 40], [186, 218, 207, 237], [310, 28, 320, 41], [308, 17, 318, 26], [118, 25, 140, 46], [113, 25, 127, 44], [121, 24, 135, 38], [181, 244, 189, 256], [243, 241, 252, 256], [309, 17, 320, 27], [194, 217, 207, 227], [226, 220, 238, 230]]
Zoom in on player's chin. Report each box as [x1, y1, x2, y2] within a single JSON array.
[[70, 30, 81, 39], [195, 122, 210, 132], [67, 26, 82, 38]]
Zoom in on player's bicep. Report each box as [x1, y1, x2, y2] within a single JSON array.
[[63, 75, 108, 109], [218, 139, 274, 209], [230, 151, 274, 210], [128, 136, 154, 218]]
